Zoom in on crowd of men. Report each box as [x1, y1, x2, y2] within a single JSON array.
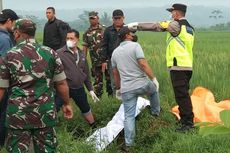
[[0, 3, 195, 152]]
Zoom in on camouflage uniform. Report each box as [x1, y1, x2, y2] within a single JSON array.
[[83, 12, 112, 97], [0, 19, 66, 152]]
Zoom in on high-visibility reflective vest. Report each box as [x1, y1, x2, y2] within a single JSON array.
[[166, 19, 194, 68]]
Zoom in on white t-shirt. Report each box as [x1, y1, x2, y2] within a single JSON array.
[[111, 41, 149, 93]]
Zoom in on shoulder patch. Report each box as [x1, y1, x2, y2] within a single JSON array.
[[186, 26, 193, 35]]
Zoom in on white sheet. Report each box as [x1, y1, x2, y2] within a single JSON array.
[[86, 97, 150, 152]]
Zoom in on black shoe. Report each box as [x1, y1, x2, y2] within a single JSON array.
[[176, 124, 195, 133]]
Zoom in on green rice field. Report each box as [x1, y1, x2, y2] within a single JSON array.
[[1, 31, 230, 153]]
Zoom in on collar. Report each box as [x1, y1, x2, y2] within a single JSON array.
[[0, 28, 9, 35], [17, 38, 36, 45], [112, 24, 125, 31], [48, 17, 56, 24], [89, 23, 102, 30], [178, 17, 186, 20], [120, 40, 132, 45], [64, 45, 80, 55]]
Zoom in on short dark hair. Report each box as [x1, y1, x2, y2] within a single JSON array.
[[46, 7, 55, 14], [67, 29, 79, 38]]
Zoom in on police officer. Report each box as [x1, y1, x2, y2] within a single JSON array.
[[0, 18, 73, 152], [83, 11, 113, 98], [43, 7, 70, 50], [127, 3, 195, 132]]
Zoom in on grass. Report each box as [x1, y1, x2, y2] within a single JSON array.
[[1, 31, 230, 153]]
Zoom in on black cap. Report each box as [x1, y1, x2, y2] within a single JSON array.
[[113, 9, 124, 17], [166, 3, 187, 13], [118, 26, 135, 40], [0, 9, 19, 22]]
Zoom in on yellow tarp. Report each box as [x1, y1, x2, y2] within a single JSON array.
[[172, 86, 230, 123]]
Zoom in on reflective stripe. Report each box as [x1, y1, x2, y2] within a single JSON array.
[[167, 36, 185, 49], [166, 36, 174, 46], [168, 66, 192, 71], [174, 37, 185, 49]]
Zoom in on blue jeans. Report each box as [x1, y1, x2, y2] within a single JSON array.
[[121, 81, 160, 146]]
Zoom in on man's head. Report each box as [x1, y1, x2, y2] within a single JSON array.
[[88, 11, 99, 27], [112, 9, 124, 28], [13, 18, 36, 42], [46, 7, 56, 21], [118, 26, 136, 41], [0, 9, 19, 31], [166, 3, 187, 20], [66, 29, 80, 49]]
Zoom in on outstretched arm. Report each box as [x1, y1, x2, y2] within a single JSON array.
[[127, 20, 180, 36]]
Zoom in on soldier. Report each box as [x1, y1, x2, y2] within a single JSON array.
[[0, 9, 19, 148], [0, 18, 73, 153], [83, 11, 113, 97], [43, 7, 70, 50]]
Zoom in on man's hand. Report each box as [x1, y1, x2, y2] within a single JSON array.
[[62, 103, 73, 119], [90, 91, 100, 103], [102, 62, 107, 73], [152, 77, 159, 92], [115, 89, 122, 100], [126, 22, 139, 30]]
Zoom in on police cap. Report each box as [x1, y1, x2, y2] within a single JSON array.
[[166, 3, 187, 13]]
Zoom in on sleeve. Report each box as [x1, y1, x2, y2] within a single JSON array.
[[167, 21, 181, 37], [83, 58, 93, 91], [111, 54, 117, 69], [82, 31, 89, 47], [100, 27, 109, 62], [138, 22, 165, 32], [0, 56, 10, 88], [0, 38, 12, 56], [135, 43, 145, 59], [52, 51, 66, 82], [58, 22, 68, 48]]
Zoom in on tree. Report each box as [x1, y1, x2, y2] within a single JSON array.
[[78, 10, 90, 29], [100, 12, 112, 26], [209, 9, 223, 19]]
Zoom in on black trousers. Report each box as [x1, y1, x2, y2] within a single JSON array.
[[55, 87, 91, 114], [170, 70, 194, 126]]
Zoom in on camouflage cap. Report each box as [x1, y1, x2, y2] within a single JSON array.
[[89, 11, 98, 18], [14, 18, 36, 34]]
